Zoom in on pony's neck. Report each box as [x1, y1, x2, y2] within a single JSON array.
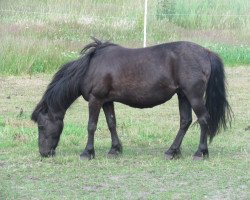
[[46, 95, 79, 122], [49, 92, 80, 117], [48, 108, 66, 121]]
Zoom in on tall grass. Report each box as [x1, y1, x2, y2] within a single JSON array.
[[0, 0, 249, 75], [157, 0, 250, 29]]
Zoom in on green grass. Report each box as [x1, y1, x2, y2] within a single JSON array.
[[157, 0, 250, 29], [0, 0, 250, 75], [206, 44, 250, 66], [0, 68, 249, 199]]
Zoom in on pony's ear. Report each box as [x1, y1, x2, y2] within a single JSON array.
[[31, 101, 48, 122], [31, 109, 39, 122]]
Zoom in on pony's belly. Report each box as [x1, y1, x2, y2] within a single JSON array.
[[115, 89, 176, 108]]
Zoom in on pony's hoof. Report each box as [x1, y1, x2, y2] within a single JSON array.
[[107, 144, 122, 158], [193, 150, 209, 161], [193, 155, 209, 161], [165, 149, 182, 160], [107, 148, 122, 158], [193, 155, 203, 161], [165, 154, 174, 160], [165, 153, 182, 160], [80, 149, 95, 160], [80, 155, 90, 160]]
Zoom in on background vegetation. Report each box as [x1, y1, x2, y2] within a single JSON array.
[[0, 0, 250, 74]]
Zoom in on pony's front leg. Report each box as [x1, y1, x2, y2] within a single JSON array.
[[80, 95, 102, 160], [103, 102, 122, 157]]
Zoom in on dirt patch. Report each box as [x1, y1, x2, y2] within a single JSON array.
[[13, 133, 27, 143], [207, 186, 248, 200], [180, 29, 246, 45], [108, 175, 129, 182], [0, 75, 50, 116], [0, 162, 5, 167], [82, 184, 105, 192], [27, 175, 40, 181], [6, 118, 35, 128], [0, 21, 47, 36]]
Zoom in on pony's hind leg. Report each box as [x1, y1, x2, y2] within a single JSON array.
[[80, 95, 102, 160], [165, 92, 192, 160], [188, 97, 210, 160], [103, 102, 122, 157]]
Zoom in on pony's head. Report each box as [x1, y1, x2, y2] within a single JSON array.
[[31, 103, 64, 157]]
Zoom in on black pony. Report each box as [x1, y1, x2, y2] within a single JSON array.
[[31, 38, 232, 160]]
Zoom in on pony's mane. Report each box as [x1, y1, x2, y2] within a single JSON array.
[[31, 37, 116, 122], [80, 37, 116, 55]]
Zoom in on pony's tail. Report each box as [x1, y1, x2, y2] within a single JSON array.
[[205, 52, 232, 142]]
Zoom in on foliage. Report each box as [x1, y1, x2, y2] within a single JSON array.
[[157, 0, 250, 29], [0, 0, 249, 73]]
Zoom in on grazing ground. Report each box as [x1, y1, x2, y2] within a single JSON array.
[[0, 67, 249, 199]]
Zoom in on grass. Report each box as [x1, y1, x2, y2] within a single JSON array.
[[0, 67, 249, 199], [157, 0, 250, 29], [0, 0, 250, 74]]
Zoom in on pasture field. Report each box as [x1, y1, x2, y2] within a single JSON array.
[[0, 67, 249, 199]]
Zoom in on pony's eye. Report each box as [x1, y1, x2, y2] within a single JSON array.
[[38, 125, 45, 130]]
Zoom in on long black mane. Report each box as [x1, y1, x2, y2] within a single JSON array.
[[31, 38, 116, 122]]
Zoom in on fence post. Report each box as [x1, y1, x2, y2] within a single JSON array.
[[143, 0, 148, 47]]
